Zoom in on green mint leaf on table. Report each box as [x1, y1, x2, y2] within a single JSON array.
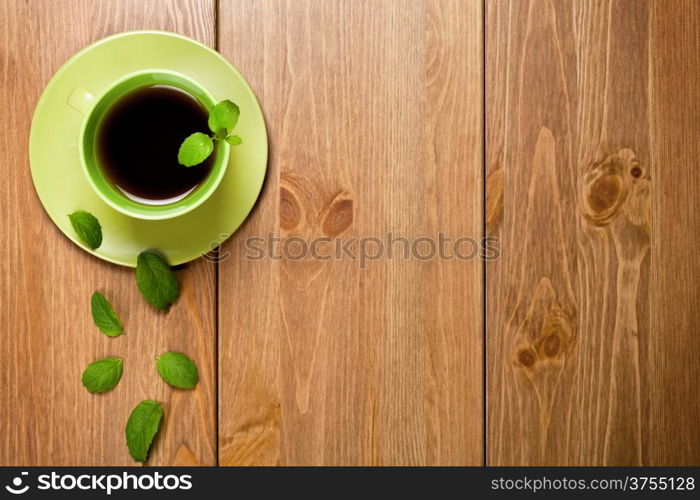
[[68, 210, 102, 249], [136, 251, 179, 311], [225, 135, 243, 146], [208, 100, 239, 136], [178, 132, 213, 167], [81, 358, 123, 393], [91, 292, 123, 336], [156, 352, 199, 389], [125, 400, 163, 463]]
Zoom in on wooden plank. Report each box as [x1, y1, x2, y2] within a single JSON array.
[[0, 0, 216, 466], [648, 0, 700, 465], [487, 0, 699, 465], [218, 0, 483, 465], [487, 0, 580, 465]]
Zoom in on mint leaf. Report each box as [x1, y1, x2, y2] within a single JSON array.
[[125, 400, 163, 463], [208, 100, 239, 135], [68, 210, 102, 249], [156, 352, 199, 389], [136, 251, 179, 311], [177, 100, 242, 166], [225, 135, 243, 146], [178, 132, 213, 167], [91, 292, 123, 336], [81, 358, 123, 393]]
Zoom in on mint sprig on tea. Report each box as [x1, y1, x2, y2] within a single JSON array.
[[178, 100, 242, 167]]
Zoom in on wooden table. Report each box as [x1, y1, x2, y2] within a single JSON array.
[[0, 0, 698, 466]]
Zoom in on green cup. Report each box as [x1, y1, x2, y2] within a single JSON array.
[[71, 69, 229, 220]]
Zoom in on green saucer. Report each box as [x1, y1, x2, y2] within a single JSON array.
[[29, 31, 268, 266]]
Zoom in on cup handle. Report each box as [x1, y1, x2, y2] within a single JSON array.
[[67, 86, 95, 114]]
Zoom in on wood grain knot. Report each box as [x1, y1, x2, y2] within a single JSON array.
[[589, 175, 622, 213], [542, 333, 560, 357], [536, 314, 573, 362], [280, 186, 302, 231], [518, 348, 537, 368], [580, 150, 645, 226], [321, 195, 353, 237], [515, 315, 572, 371], [513, 277, 576, 374]]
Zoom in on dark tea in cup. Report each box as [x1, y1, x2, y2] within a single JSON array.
[[96, 85, 213, 205]]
